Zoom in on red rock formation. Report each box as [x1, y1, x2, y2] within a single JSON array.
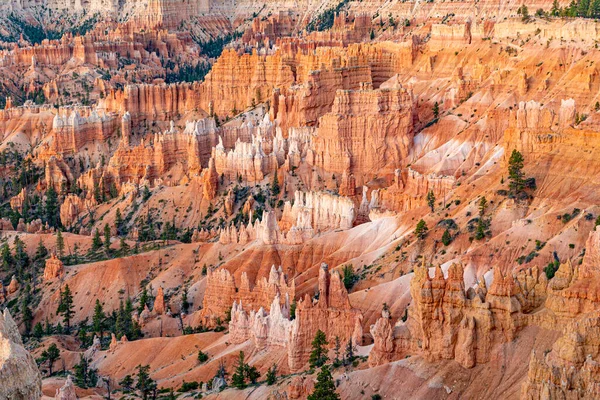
[[287, 263, 363, 370], [153, 287, 166, 315], [369, 262, 546, 368], [201, 265, 294, 326], [9, 188, 27, 213], [309, 79, 415, 185], [7, 276, 19, 295], [522, 311, 600, 399], [43, 253, 64, 281], [227, 263, 363, 371]]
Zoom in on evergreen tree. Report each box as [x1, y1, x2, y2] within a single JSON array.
[[271, 172, 280, 196], [333, 336, 341, 365], [591, 0, 600, 17], [232, 351, 249, 389], [290, 299, 297, 320], [33, 322, 44, 339], [103, 224, 111, 252], [342, 265, 357, 290], [181, 286, 189, 313], [441, 229, 452, 246], [307, 365, 340, 400], [508, 149, 525, 196], [44, 186, 60, 228], [135, 365, 157, 400], [414, 219, 428, 240], [427, 190, 435, 212], [551, 0, 561, 15], [92, 299, 106, 338], [309, 330, 329, 369], [344, 339, 355, 366], [119, 237, 130, 255], [432, 101, 439, 119], [21, 296, 33, 335], [231, 351, 260, 389], [578, 0, 591, 16], [57, 285, 75, 332], [73, 354, 98, 388], [56, 230, 65, 258], [119, 375, 134, 393], [1, 242, 13, 270], [115, 208, 123, 235], [35, 238, 48, 261], [266, 364, 277, 385], [197, 350, 209, 363], [92, 229, 103, 251], [40, 343, 60, 376], [13, 235, 29, 272], [138, 285, 149, 314], [478, 196, 488, 217]]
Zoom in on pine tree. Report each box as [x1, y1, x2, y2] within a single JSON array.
[[74, 354, 98, 388], [232, 351, 248, 389], [35, 238, 48, 261], [21, 296, 33, 335], [478, 196, 488, 217], [135, 365, 156, 400], [307, 365, 340, 400], [441, 229, 452, 246], [1, 242, 13, 270], [578, 0, 590, 16], [197, 350, 209, 363], [44, 186, 60, 228], [56, 230, 65, 258], [427, 190, 435, 212], [432, 101, 439, 119], [40, 343, 60, 376], [414, 219, 428, 240], [13, 235, 29, 272], [119, 237, 130, 255], [309, 330, 329, 369], [551, 0, 560, 16], [33, 322, 44, 339], [57, 285, 75, 332], [138, 285, 149, 314], [181, 286, 189, 313], [290, 299, 297, 320], [103, 224, 111, 252], [92, 229, 103, 251], [115, 208, 123, 235], [508, 149, 525, 196], [119, 374, 134, 393], [266, 364, 277, 385], [333, 336, 341, 366], [344, 339, 355, 366], [591, 0, 600, 17], [271, 172, 280, 196], [92, 299, 106, 338]]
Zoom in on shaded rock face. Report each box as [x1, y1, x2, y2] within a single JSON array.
[[0, 309, 43, 400]]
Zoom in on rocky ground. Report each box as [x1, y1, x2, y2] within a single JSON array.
[[2, 0, 600, 399]]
